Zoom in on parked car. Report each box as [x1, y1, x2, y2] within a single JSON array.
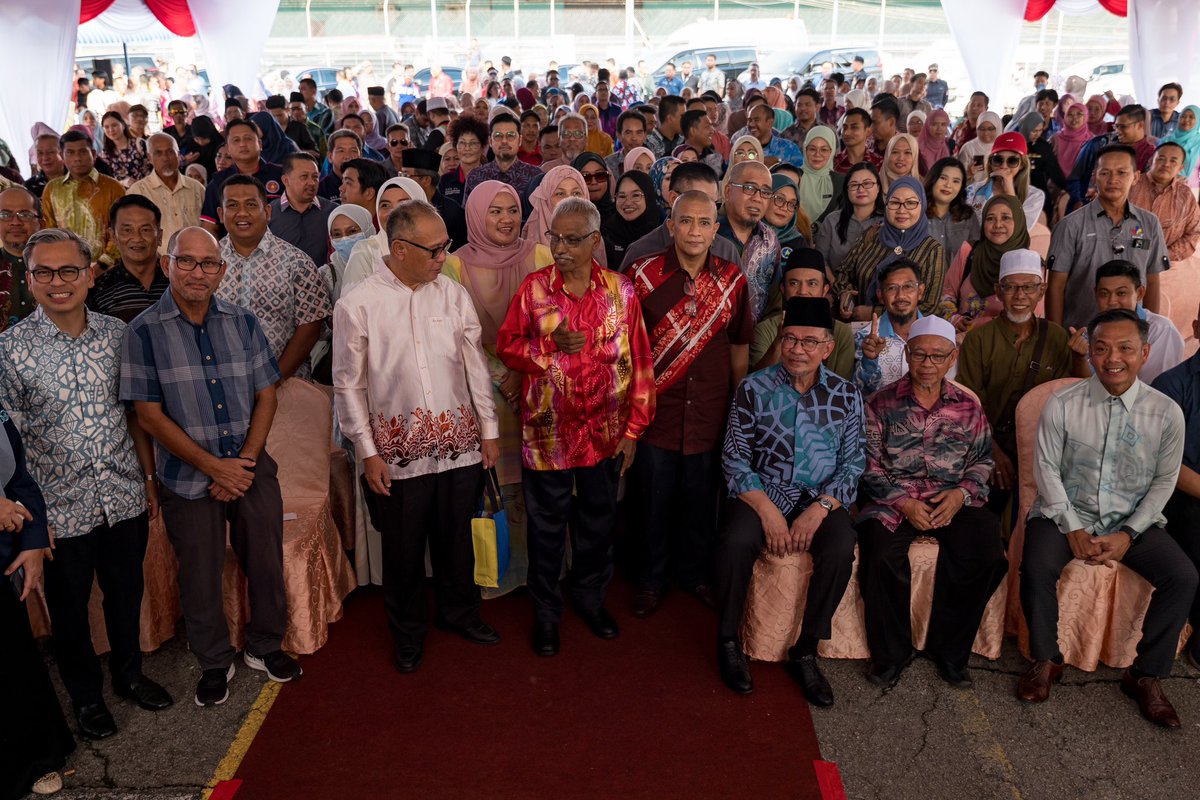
[[650, 46, 759, 86], [739, 47, 884, 88], [293, 67, 340, 97]]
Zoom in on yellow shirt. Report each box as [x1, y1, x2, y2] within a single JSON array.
[[42, 169, 125, 265]]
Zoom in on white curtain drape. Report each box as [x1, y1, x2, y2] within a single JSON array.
[[0, 0, 80, 176], [1129, 0, 1200, 106], [941, 0, 1028, 106], [78, 0, 161, 36], [191, 0, 280, 99]]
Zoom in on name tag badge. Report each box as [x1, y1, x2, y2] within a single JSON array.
[[1131, 237, 1149, 250]]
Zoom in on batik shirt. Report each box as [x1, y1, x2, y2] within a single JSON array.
[[723, 364, 866, 516], [0, 309, 144, 538], [42, 169, 125, 266], [860, 376, 993, 531], [497, 261, 656, 471], [852, 311, 921, 395], [717, 218, 781, 323], [0, 250, 35, 331]]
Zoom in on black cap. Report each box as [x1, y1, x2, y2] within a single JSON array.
[[782, 296, 834, 331], [289, 91, 305, 103], [783, 247, 827, 280], [401, 148, 441, 173], [367, 86, 385, 97], [225, 96, 243, 109], [265, 94, 287, 110]]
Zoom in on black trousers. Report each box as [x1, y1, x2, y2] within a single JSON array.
[[858, 506, 1007, 670], [42, 512, 149, 707], [376, 463, 483, 646], [715, 498, 857, 643], [1164, 490, 1200, 654], [636, 443, 718, 592], [524, 457, 621, 624], [1020, 516, 1198, 676], [160, 452, 286, 671], [0, 578, 75, 800]]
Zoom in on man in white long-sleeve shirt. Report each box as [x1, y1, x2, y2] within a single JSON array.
[[333, 199, 501, 675]]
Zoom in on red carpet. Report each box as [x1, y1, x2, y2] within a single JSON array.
[[232, 581, 828, 799]]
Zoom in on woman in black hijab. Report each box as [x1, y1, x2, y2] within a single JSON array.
[[185, 115, 224, 177], [250, 111, 298, 165], [601, 170, 662, 268]]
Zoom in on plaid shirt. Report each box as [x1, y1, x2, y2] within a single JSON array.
[[120, 291, 280, 499]]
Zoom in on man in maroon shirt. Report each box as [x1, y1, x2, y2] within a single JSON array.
[[626, 191, 754, 617]]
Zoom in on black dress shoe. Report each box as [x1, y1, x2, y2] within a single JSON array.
[[685, 584, 717, 609], [785, 651, 835, 708], [436, 618, 501, 646], [866, 651, 915, 689], [578, 607, 619, 639], [75, 702, 117, 739], [932, 657, 973, 689], [114, 675, 174, 711], [393, 644, 424, 673], [631, 589, 662, 618], [532, 622, 560, 657], [717, 640, 753, 694]]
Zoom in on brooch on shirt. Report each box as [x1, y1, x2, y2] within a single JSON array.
[[893, 246, 903, 255]]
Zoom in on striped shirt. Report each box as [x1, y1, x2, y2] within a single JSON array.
[[120, 291, 280, 499], [87, 261, 170, 323]]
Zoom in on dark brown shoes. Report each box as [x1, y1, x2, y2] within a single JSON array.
[[1016, 660, 1064, 703], [1120, 670, 1182, 728]]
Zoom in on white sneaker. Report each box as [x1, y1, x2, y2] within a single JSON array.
[[244, 650, 303, 682], [31, 772, 63, 795]]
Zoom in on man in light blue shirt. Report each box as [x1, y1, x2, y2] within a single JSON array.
[[1018, 308, 1196, 728]]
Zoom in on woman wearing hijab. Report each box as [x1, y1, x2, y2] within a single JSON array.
[[442, 181, 553, 596], [522, 163, 588, 245], [671, 144, 700, 164], [798, 126, 841, 228], [249, 111, 297, 165], [906, 110, 926, 138], [1051, 101, 1091, 178], [571, 153, 613, 267], [602, 171, 662, 269], [1015, 113, 1064, 217], [360, 108, 389, 152], [648, 156, 679, 215], [578, 104, 614, 157], [941, 194, 1030, 332], [956, 110, 1001, 185], [916, 109, 952, 176], [623, 146, 655, 175], [0, 409, 75, 800], [815, 161, 884, 274], [763, 173, 811, 262], [881, 132, 920, 191], [833, 175, 947, 320], [1085, 94, 1113, 136], [924, 157, 980, 275], [311, 204, 377, 383], [342, 176, 425, 293], [965, 130, 1046, 231], [1160, 105, 1200, 190], [184, 115, 222, 177]]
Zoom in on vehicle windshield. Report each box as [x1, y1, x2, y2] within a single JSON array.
[[756, 51, 820, 77]]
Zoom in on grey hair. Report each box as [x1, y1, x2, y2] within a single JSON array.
[[23, 227, 91, 268], [551, 196, 600, 232], [558, 112, 587, 132], [147, 132, 179, 151], [328, 129, 363, 151], [386, 199, 442, 244]]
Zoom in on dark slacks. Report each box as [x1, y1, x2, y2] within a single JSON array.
[[1164, 490, 1200, 653], [42, 512, 149, 707], [715, 498, 857, 643], [160, 451, 286, 671], [0, 579, 75, 800], [524, 457, 622, 624], [636, 443, 718, 592], [375, 463, 483, 646], [858, 506, 1007, 670], [1020, 516, 1198, 676]]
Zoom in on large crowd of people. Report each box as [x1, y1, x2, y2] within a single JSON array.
[[2, 45, 1200, 799]]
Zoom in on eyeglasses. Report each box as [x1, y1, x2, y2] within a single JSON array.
[[546, 230, 596, 248], [560, 130, 587, 140], [30, 266, 86, 283], [398, 238, 453, 259], [0, 211, 38, 221], [848, 180, 877, 191], [771, 195, 798, 212], [990, 154, 1022, 168], [886, 199, 921, 211], [730, 182, 774, 200], [491, 131, 520, 141], [169, 254, 224, 274], [998, 281, 1043, 295], [388, 138, 410, 147], [733, 150, 758, 160], [615, 191, 645, 202], [882, 281, 921, 294], [906, 348, 955, 364], [455, 139, 481, 149], [582, 171, 609, 184], [781, 334, 832, 352]]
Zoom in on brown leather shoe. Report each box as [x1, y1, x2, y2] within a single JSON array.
[[1120, 670, 1182, 728], [1016, 660, 1063, 703]]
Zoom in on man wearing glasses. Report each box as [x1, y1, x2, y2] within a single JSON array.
[[956, 249, 1086, 516], [626, 191, 753, 619], [535, 113, 590, 173], [334, 200, 501, 674], [383, 123, 412, 177], [719, 160, 782, 324], [857, 314, 1007, 691], [0, 187, 41, 330], [121, 225, 300, 707], [0, 228, 172, 739], [497, 198, 654, 657], [852, 260, 932, 395], [1048, 144, 1168, 332], [461, 115, 542, 200], [715, 296, 865, 703]]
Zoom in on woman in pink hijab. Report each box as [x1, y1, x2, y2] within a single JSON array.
[[1085, 94, 1113, 136], [1052, 101, 1091, 177], [917, 108, 951, 175]]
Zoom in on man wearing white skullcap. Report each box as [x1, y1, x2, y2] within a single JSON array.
[[856, 311, 1008, 691], [956, 248, 1089, 515]]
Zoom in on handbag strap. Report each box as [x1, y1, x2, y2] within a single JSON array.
[[482, 466, 503, 513], [1021, 318, 1050, 395]]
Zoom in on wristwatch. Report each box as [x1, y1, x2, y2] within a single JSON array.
[[816, 497, 835, 513], [958, 487, 972, 506]]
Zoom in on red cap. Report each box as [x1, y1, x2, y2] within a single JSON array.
[[991, 131, 1028, 155]]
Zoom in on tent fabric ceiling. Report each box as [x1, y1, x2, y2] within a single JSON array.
[[78, 0, 196, 37], [1025, 0, 1128, 22]]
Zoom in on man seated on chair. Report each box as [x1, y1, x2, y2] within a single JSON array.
[[715, 296, 865, 704], [1152, 300, 1200, 675], [857, 315, 1008, 690], [956, 249, 1087, 516], [852, 259, 927, 396], [1019, 309, 1197, 727]]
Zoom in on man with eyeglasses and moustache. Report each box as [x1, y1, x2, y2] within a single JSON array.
[[0, 187, 41, 330], [857, 314, 1007, 691], [719, 160, 782, 324], [536, 113, 590, 173]]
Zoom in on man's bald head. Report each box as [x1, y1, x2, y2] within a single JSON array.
[[728, 159, 770, 185], [168, 226, 220, 256], [671, 189, 718, 219]]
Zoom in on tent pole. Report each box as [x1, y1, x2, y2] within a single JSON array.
[[123, 43, 131, 80]]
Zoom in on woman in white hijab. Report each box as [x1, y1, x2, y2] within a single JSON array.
[[341, 176, 425, 293]]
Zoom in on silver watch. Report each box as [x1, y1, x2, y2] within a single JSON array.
[[816, 497, 835, 512], [958, 487, 972, 506]]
